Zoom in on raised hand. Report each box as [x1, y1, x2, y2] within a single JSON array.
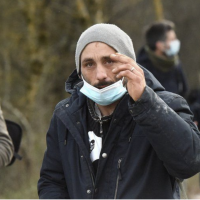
[[111, 53, 146, 101]]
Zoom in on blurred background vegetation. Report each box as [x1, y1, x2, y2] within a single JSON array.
[[0, 0, 199, 198]]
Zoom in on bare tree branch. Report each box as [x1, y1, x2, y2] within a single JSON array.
[[2, 52, 11, 103]]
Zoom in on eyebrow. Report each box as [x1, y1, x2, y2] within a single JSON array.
[[102, 56, 112, 60], [81, 58, 94, 64], [81, 56, 112, 64]]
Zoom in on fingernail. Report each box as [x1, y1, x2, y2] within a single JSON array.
[[111, 54, 116, 57], [112, 68, 116, 72]]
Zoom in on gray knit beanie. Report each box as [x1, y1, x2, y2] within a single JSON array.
[[75, 23, 136, 74]]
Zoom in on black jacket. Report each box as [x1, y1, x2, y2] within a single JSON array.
[[137, 47, 188, 98], [38, 67, 200, 199]]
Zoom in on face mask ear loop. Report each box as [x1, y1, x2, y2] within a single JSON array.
[[81, 76, 88, 85], [81, 75, 86, 81]]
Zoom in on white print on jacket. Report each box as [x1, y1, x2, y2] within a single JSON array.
[[88, 131, 102, 162]]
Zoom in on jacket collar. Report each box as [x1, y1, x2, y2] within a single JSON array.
[[65, 69, 83, 94]]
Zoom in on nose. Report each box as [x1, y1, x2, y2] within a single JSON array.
[[96, 64, 107, 81]]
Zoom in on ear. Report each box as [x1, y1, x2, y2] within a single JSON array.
[[156, 41, 165, 51]]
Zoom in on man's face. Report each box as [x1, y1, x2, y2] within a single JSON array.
[[164, 30, 177, 49], [80, 42, 121, 89], [156, 30, 177, 53]]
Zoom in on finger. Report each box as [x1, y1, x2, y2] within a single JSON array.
[[116, 69, 142, 80], [116, 70, 145, 89], [110, 53, 143, 74], [115, 53, 143, 74], [112, 63, 143, 77]]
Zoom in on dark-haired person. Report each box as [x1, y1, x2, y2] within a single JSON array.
[[137, 20, 188, 98], [0, 105, 14, 167], [38, 23, 200, 199]]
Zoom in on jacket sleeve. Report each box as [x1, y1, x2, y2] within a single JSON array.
[[0, 106, 14, 167], [38, 113, 70, 199], [129, 86, 200, 179]]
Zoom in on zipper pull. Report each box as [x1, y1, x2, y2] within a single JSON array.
[[99, 120, 103, 135], [64, 132, 67, 145], [117, 159, 122, 180]]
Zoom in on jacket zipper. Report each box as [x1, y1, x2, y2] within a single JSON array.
[[83, 157, 95, 194], [86, 161, 95, 198], [114, 158, 122, 199], [90, 117, 102, 197], [99, 119, 103, 135]]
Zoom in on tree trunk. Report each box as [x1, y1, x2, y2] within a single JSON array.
[[153, 0, 164, 20]]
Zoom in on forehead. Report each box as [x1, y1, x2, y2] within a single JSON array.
[[81, 42, 116, 61]]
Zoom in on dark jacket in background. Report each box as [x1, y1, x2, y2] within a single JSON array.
[[137, 47, 188, 98], [38, 67, 200, 199], [188, 89, 200, 129]]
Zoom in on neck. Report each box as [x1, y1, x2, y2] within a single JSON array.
[[154, 49, 167, 58], [96, 100, 119, 117]]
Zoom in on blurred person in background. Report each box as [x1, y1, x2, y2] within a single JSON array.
[[38, 24, 200, 199], [137, 20, 188, 98], [0, 104, 14, 167]]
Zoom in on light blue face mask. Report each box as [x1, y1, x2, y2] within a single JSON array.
[[80, 77, 127, 106], [165, 39, 181, 56]]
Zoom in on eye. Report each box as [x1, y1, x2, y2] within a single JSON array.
[[85, 62, 94, 68], [107, 60, 113, 64], [105, 59, 114, 65]]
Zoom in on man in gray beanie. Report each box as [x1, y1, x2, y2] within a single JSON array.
[[38, 24, 200, 199]]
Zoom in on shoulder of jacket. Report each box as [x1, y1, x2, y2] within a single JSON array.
[[157, 91, 185, 105], [54, 97, 71, 111]]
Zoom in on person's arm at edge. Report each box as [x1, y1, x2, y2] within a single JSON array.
[[0, 105, 14, 167]]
